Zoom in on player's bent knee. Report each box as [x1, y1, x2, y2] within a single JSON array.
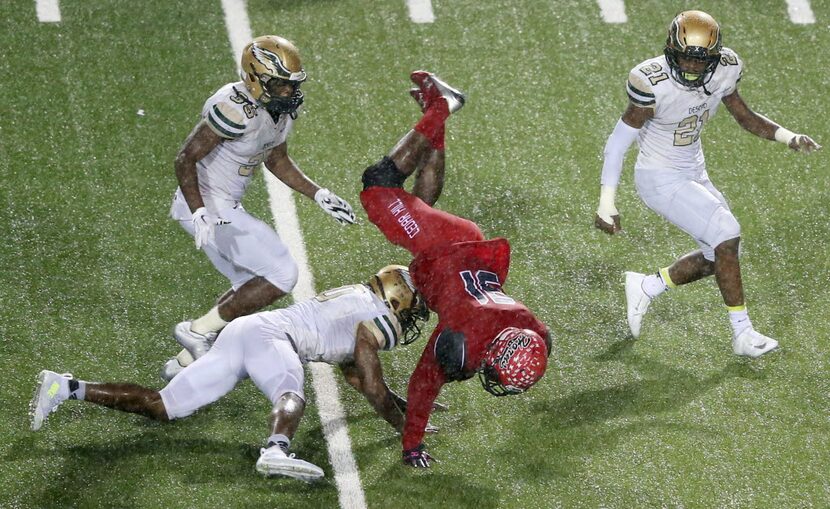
[[362, 156, 406, 190], [708, 209, 741, 257], [271, 391, 305, 420], [265, 262, 298, 295]]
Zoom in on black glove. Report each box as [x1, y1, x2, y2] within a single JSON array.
[[402, 444, 434, 468]]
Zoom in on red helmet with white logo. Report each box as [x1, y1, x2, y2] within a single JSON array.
[[479, 328, 548, 397]]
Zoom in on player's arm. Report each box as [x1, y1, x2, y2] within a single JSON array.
[[401, 344, 447, 467], [265, 143, 356, 224], [722, 91, 821, 153], [174, 120, 224, 213], [264, 142, 320, 199], [346, 323, 406, 432], [594, 76, 655, 235]]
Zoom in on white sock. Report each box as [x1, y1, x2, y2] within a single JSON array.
[[191, 307, 228, 335], [728, 307, 752, 337], [68, 379, 86, 400], [641, 273, 669, 299]]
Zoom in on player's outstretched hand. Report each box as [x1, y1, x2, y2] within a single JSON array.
[[314, 188, 356, 225], [594, 213, 622, 235], [425, 423, 440, 434], [403, 444, 434, 468], [789, 134, 822, 154]]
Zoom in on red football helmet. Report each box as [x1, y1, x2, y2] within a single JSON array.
[[479, 328, 548, 397]]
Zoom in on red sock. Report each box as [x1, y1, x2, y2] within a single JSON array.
[[414, 100, 449, 150]]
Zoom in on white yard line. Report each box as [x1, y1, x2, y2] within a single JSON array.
[[219, 1, 367, 508], [36, 0, 61, 22], [596, 0, 627, 23], [786, 0, 816, 23], [407, 0, 435, 23]]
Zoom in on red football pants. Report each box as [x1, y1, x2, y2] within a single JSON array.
[[360, 187, 484, 256]]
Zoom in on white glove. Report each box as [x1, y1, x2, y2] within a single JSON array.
[[314, 188, 356, 225], [191, 207, 230, 250]]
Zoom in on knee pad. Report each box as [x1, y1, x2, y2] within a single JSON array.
[[273, 391, 305, 417], [362, 156, 406, 190]]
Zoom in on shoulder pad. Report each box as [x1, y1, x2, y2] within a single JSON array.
[[203, 85, 257, 139], [627, 59, 666, 107], [361, 314, 402, 351]]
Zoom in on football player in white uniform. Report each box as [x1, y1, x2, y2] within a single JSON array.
[[166, 35, 356, 377], [594, 11, 821, 357], [30, 266, 438, 482]]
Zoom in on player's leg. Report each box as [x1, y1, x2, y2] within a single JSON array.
[[170, 207, 296, 371], [631, 171, 778, 355], [159, 316, 249, 419], [29, 370, 167, 430], [360, 73, 480, 255], [412, 149, 445, 206], [627, 170, 731, 338], [243, 330, 324, 481]]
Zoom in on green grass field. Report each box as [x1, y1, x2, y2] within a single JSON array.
[[2, 0, 828, 507]]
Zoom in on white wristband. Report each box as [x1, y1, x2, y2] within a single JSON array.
[[774, 127, 796, 145], [599, 185, 617, 208]]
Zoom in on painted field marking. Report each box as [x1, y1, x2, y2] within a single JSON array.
[[597, 0, 627, 23], [219, 1, 367, 508], [407, 0, 435, 23], [786, 0, 816, 23], [36, 0, 61, 22]]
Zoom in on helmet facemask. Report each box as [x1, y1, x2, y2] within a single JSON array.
[[369, 265, 431, 346], [258, 75, 305, 120], [394, 292, 430, 345]]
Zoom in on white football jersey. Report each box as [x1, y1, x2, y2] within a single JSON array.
[[626, 48, 743, 172], [183, 81, 296, 213], [257, 284, 404, 364]]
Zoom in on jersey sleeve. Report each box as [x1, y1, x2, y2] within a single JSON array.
[[359, 313, 403, 351], [626, 69, 656, 108], [201, 86, 251, 140]]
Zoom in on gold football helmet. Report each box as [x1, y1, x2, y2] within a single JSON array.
[[664, 10, 722, 88], [240, 35, 307, 119], [368, 265, 430, 345]]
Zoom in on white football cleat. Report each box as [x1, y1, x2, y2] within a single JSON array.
[[625, 272, 652, 339], [173, 321, 216, 360], [159, 348, 196, 382], [255, 446, 324, 482], [30, 370, 72, 431], [160, 358, 185, 382], [732, 328, 779, 358], [410, 71, 466, 114]]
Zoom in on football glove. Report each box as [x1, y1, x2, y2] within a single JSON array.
[[790, 134, 822, 154], [314, 188, 356, 225], [402, 444, 434, 468], [192, 207, 231, 250]]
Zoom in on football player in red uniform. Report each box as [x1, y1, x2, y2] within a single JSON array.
[[360, 71, 552, 468]]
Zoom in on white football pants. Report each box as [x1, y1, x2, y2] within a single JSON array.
[[160, 313, 305, 419], [635, 167, 741, 261]]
